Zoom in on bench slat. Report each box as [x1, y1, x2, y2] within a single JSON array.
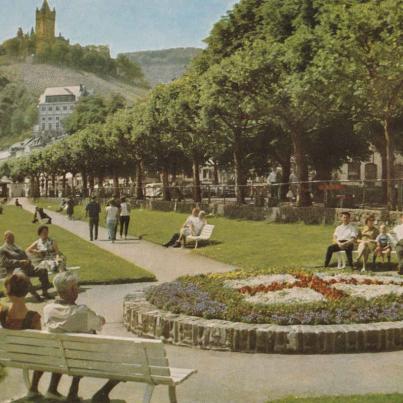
[[62, 341, 144, 356], [1, 336, 59, 348], [1, 352, 65, 367], [64, 349, 145, 365], [66, 358, 146, 375], [3, 344, 61, 357]]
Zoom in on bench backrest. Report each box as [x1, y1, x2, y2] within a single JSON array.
[[200, 224, 214, 239], [0, 329, 172, 384]]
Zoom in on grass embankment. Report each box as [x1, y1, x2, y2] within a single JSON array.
[[33, 198, 399, 271], [0, 206, 155, 296], [270, 394, 403, 403]]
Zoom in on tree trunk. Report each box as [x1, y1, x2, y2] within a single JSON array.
[[292, 132, 312, 207], [45, 176, 49, 197], [384, 118, 395, 210], [113, 176, 120, 197], [135, 159, 144, 200], [81, 171, 88, 197], [97, 176, 104, 198], [161, 167, 171, 201], [233, 140, 246, 204], [51, 175, 56, 197], [192, 155, 202, 203], [213, 160, 219, 185], [62, 174, 67, 197], [280, 159, 291, 201], [89, 175, 95, 195]]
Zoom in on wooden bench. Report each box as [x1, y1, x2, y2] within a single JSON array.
[[186, 224, 215, 249], [0, 329, 196, 403], [336, 250, 397, 271]]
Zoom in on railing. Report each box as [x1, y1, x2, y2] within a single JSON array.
[[36, 178, 403, 210]]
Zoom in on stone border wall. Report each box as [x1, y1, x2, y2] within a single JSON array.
[[135, 200, 401, 225], [124, 294, 403, 354]]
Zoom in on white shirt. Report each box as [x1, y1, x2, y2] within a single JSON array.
[[334, 223, 358, 241], [120, 202, 130, 216], [106, 206, 118, 221], [184, 215, 198, 228], [268, 172, 277, 184], [390, 224, 403, 245], [193, 218, 206, 236], [44, 301, 104, 334]]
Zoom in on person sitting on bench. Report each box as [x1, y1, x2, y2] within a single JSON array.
[[32, 207, 52, 224], [0, 231, 51, 301], [373, 225, 393, 265], [26, 225, 65, 273], [44, 272, 120, 402], [390, 214, 403, 275], [15, 198, 22, 208], [324, 211, 357, 269]]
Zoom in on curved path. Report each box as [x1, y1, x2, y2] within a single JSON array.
[[2, 199, 403, 403]]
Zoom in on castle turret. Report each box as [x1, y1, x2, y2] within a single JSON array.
[[35, 0, 56, 54]]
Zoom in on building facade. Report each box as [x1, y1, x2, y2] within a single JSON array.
[[35, 85, 87, 139], [35, 0, 56, 54]]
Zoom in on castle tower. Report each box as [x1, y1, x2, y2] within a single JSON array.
[[35, 0, 56, 54]]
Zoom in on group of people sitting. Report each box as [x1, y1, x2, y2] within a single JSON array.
[[325, 211, 403, 273], [0, 271, 117, 402], [0, 226, 65, 301], [163, 207, 207, 248]]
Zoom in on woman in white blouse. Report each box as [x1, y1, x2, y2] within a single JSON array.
[[105, 200, 119, 242]]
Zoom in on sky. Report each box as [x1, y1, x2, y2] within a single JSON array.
[[0, 0, 238, 55]]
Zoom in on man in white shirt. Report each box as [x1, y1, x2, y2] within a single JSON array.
[[44, 272, 119, 402], [390, 214, 403, 275], [324, 212, 358, 268]]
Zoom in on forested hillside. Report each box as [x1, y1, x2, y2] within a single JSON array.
[[124, 48, 202, 86]]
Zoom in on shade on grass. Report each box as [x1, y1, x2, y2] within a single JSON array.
[[36, 199, 341, 270], [0, 206, 155, 296], [269, 394, 403, 403]]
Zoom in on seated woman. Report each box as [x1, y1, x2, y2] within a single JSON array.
[[0, 272, 44, 399], [356, 216, 378, 271], [374, 225, 393, 265], [163, 207, 200, 248], [26, 225, 66, 273]]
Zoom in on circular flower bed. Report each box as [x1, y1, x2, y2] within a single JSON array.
[[145, 270, 403, 326]]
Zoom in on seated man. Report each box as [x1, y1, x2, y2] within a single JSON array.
[[15, 198, 22, 208], [0, 231, 51, 301], [324, 211, 357, 269], [44, 272, 120, 402], [32, 207, 52, 224], [390, 214, 403, 275]]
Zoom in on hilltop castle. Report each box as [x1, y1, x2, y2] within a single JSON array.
[[35, 0, 56, 53]]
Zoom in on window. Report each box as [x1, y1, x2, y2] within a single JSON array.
[[70, 105, 74, 110], [364, 163, 377, 181], [42, 117, 46, 121], [48, 124, 52, 130], [56, 117, 59, 121], [347, 162, 361, 180], [48, 117, 52, 121], [63, 106, 67, 111], [41, 106, 46, 111], [48, 107, 53, 111], [56, 106, 60, 111], [56, 123, 60, 129], [42, 124, 45, 130]]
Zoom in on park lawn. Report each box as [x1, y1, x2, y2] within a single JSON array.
[[35, 199, 337, 270], [0, 206, 155, 296], [270, 394, 403, 403]]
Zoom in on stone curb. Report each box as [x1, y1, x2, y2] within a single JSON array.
[[123, 294, 403, 354]]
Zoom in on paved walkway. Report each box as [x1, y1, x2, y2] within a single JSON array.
[[21, 199, 233, 282], [2, 200, 403, 402]]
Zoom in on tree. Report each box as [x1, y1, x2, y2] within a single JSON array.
[[318, 0, 403, 209]]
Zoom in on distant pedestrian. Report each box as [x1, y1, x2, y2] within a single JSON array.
[[105, 200, 119, 242], [66, 199, 74, 220], [15, 198, 22, 208], [119, 197, 131, 239], [85, 196, 101, 241]]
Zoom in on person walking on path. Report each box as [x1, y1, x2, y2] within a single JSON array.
[[119, 197, 131, 239], [324, 211, 358, 269], [85, 196, 101, 241], [66, 198, 74, 220], [105, 200, 119, 243]]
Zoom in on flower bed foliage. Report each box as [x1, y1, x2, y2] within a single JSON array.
[[145, 269, 403, 326]]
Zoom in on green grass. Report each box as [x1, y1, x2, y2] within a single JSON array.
[[33, 199, 361, 271], [0, 206, 155, 296], [270, 394, 403, 403]]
